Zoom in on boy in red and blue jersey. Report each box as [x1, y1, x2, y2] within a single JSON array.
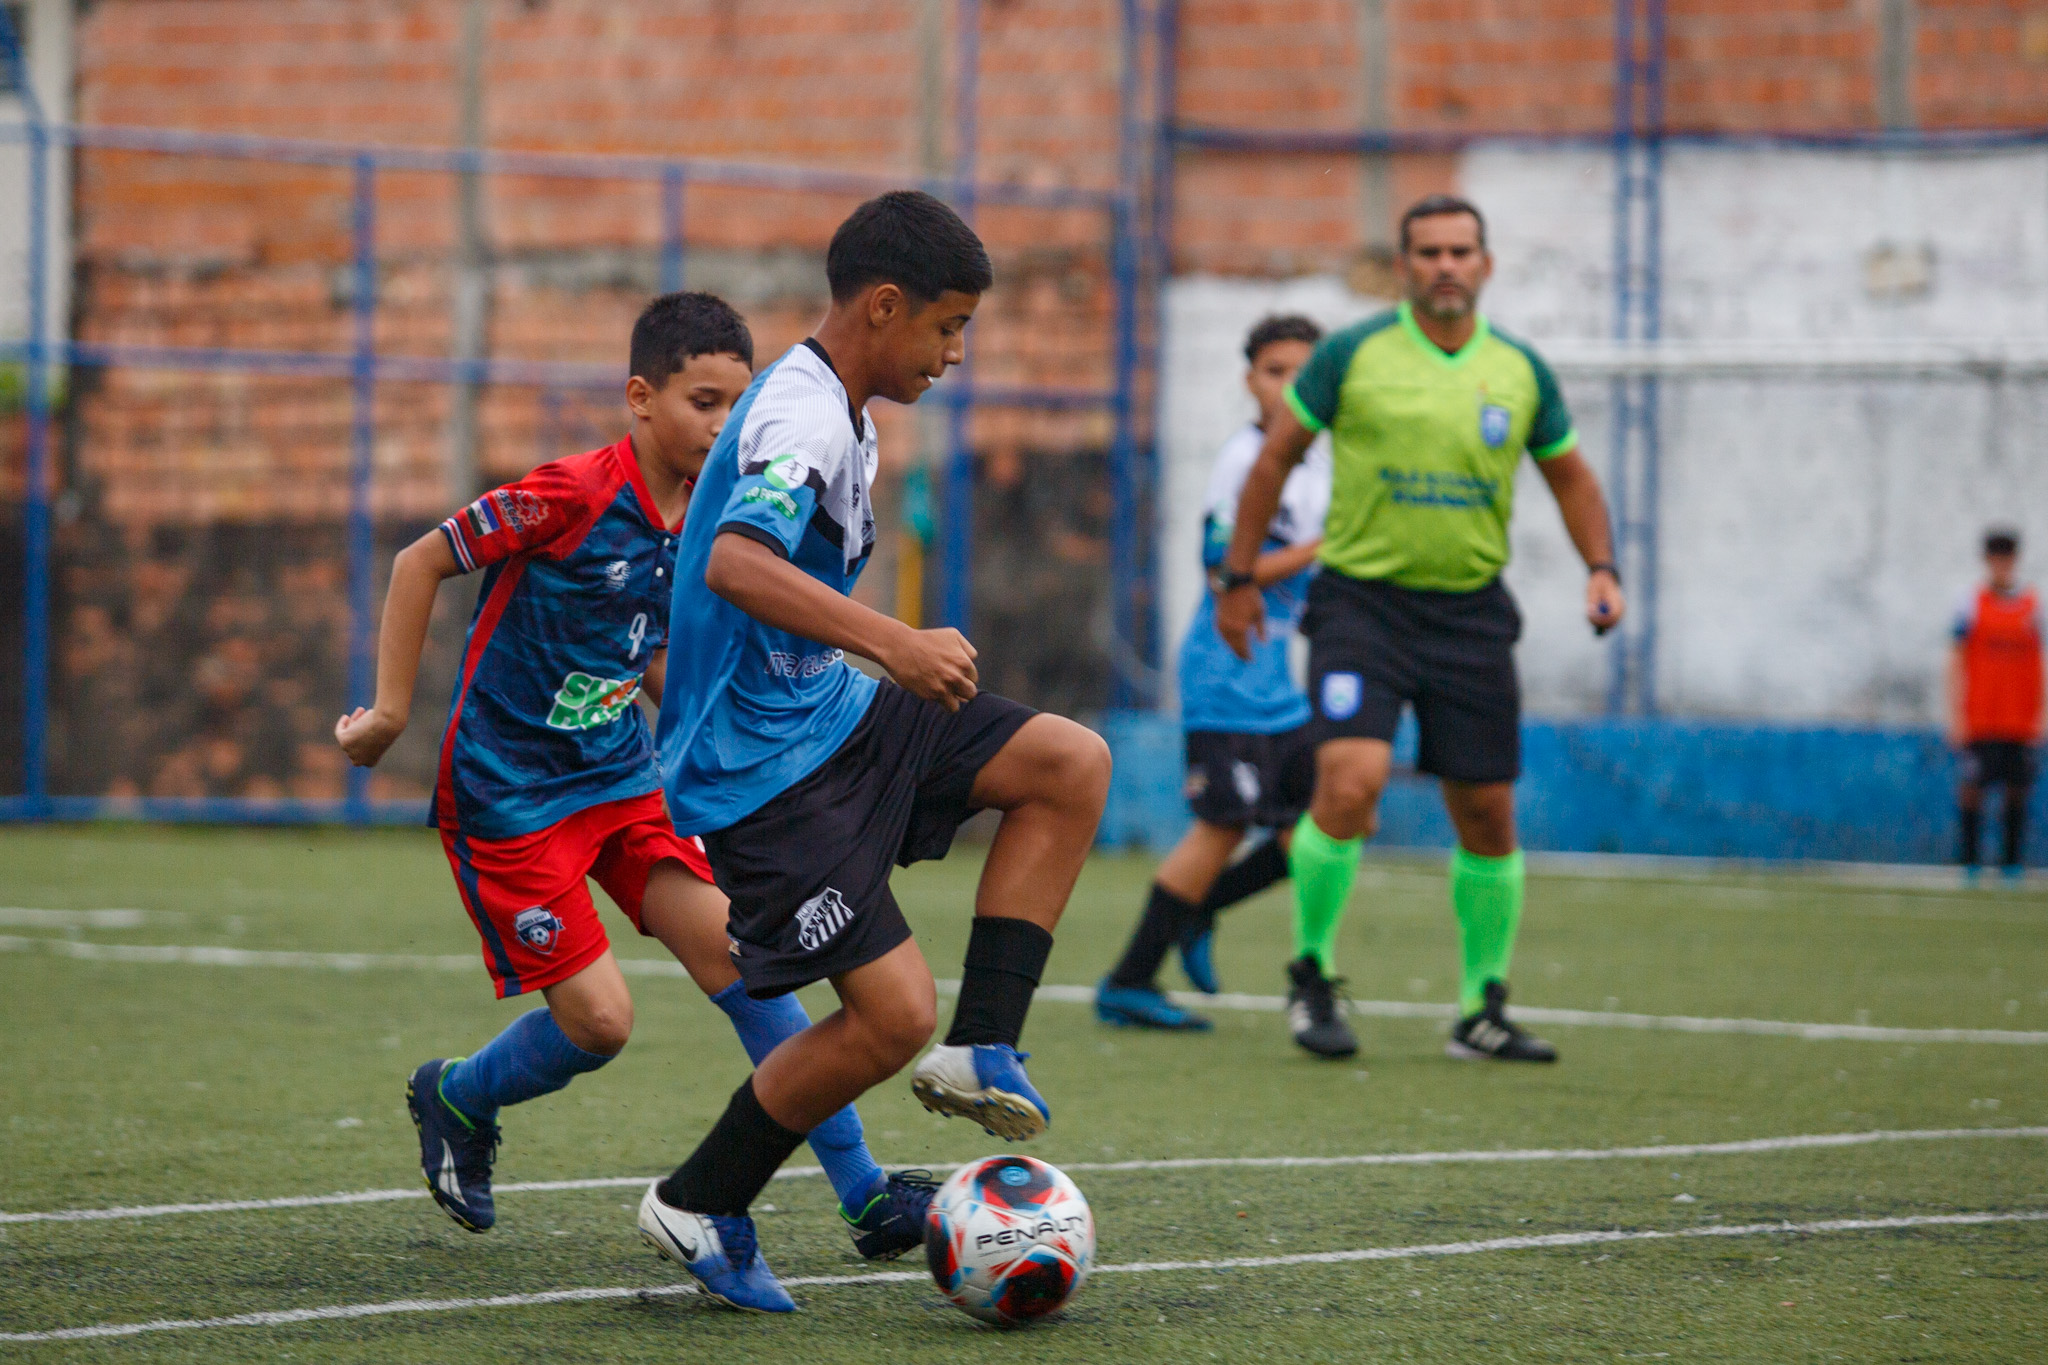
[[336, 294, 924, 1261]]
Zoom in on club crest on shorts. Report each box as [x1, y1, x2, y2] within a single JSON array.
[[1231, 760, 1262, 806], [796, 886, 855, 951], [1479, 403, 1512, 449], [1321, 671, 1363, 721], [512, 906, 565, 955]]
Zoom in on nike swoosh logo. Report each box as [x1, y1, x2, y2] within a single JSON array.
[[437, 1141, 463, 1203], [655, 1205, 702, 1260]]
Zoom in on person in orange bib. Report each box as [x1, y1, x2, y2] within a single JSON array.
[[1949, 528, 2043, 882]]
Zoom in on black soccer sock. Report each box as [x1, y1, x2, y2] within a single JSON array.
[[2003, 788, 2029, 869], [656, 1076, 809, 1217], [945, 916, 1054, 1048], [1107, 884, 1198, 989], [1199, 836, 1291, 915], [1959, 803, 1983, 867]]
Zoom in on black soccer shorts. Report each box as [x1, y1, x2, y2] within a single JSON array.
[[1302, 571, 1523, 785], [1183, 725, 1315, 829], [701, 682, 1037, 999]]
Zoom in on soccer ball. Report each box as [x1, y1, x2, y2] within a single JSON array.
[[923, 1154, 1095, 1325]]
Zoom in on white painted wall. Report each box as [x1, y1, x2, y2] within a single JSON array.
[[1158, 143, 2048, 726], [0, 0, 72, 351]]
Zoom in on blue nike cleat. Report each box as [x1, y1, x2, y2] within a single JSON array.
[[840, 1169, 940, 1260], [405, 1058, 500, 1232], [910, 1043, 1050, 1141], [1176, 918, 1221, 994], [637, 1182, 796, 1313], [1095, 979, 1214, 1031]]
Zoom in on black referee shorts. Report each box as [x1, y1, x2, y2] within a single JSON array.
[[701, 681, 1037, 999], [1303, 571, 1522, 784]]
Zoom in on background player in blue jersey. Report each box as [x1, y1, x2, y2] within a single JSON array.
[[335, 294, 920, 1262], [634, 192, 1112, 1313], [1096, 316, 1328, 1032]]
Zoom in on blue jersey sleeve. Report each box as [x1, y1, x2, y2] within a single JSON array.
[[716, 431, 841, 559]]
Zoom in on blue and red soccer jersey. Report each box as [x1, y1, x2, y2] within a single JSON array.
[[437, 438, 681, 839], [435, 437, 711, 997]]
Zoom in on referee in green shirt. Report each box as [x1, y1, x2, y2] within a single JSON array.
[[1215, 195, 1624, 1062]]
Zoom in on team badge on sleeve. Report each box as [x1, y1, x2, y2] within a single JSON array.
[[463, 494, 503, 538]]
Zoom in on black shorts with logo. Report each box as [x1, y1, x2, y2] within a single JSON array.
[[1303, 571, 1522, 784], [1963, 740, 2037, 790], [1184, 725, 1315, 829], [701, 681, 1037, 999]]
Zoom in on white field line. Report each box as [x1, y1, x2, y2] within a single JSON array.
[[5, 1125, 2041, 1228], [3, 1209, 2043, 1344], [6, 934, 2044, 1046], [0, 907, 170, 929]]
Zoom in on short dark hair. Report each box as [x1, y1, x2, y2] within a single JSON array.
[[1244, 314, 1322, 363], [1399, 194, 1487, 251], [1985, 527, 2021, 556], [629, 291, 753, 389], [826, 190, 994, 304]]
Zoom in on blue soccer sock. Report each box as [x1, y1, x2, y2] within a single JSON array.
[[439, 1008, 613, 1123], [709, 980, 885, 1212]]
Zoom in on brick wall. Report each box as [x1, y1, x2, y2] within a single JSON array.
[[27, 0, 2048, 797]]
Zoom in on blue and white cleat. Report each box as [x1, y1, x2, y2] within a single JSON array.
[[840, 1169, 940, 1260], [1095, 979, 1213, 1031], [405, 1058, 500, 1232], [637, 1182, 796, 1313], [910, 1043, 1050, 1141], [1176, 918, 1221, 994]]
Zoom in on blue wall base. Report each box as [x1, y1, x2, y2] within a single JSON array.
[[1097, 710, 2047, 866]]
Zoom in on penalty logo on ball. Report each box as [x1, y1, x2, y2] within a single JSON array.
[[925, 1154, 1095, 1326]]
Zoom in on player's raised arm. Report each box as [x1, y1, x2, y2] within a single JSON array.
[[705, 531, 979, 711], [1214, 411, 1316, 659], [334, 528, 461, 767]]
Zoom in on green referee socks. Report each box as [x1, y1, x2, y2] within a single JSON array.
[[1450, 847, 1525, 1015], [1289, 812, 1362, 975]]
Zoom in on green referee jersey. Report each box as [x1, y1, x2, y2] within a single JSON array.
[[1284, 300, 1577, 592]]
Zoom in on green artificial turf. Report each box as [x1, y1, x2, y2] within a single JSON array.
[[0, 826, 2042, 1362]]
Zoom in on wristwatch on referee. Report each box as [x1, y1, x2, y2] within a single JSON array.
[[1209, 565, 1256, 595]]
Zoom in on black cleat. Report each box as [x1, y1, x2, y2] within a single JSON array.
[[841, 1169, 941, 1261], [406, 1058, 502, 1231], [1285, 954, 1358, 1059], [1446, 980, 1558, 1063]]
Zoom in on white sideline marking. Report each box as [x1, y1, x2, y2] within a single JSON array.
[[3, 1209, 2042, 1343], [5, 1126, 2041, 1227], [6, 934, 2044, 1046], [1030, 983, 2048, 1046], [0, 907, 169, 930]]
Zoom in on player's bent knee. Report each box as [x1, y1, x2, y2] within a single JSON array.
[[555, 1000, 633, 1057], [1043, 720, 1112, 808]]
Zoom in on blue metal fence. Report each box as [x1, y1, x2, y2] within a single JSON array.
[[0, 5, 1148, 822]]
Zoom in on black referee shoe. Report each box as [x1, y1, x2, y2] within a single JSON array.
[[1446, 980, 1557, 1063], [1285, 955, 1357, 1059]]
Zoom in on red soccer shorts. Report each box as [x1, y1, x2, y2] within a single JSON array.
[[440, 790, 715, 998]]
